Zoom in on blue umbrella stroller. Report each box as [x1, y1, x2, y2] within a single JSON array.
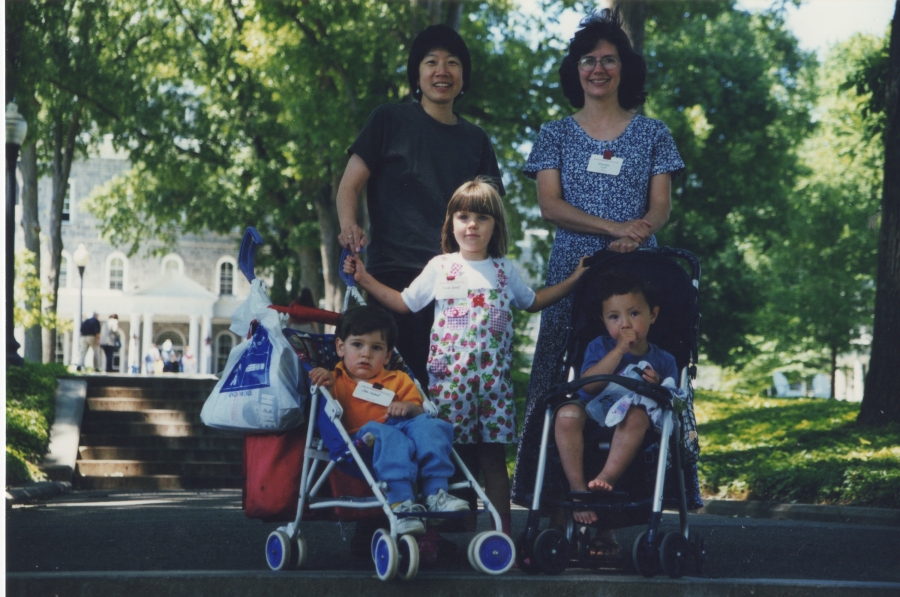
[[516, 247, 705, 577], [237, 231, 515, 580]]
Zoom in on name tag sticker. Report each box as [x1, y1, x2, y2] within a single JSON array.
[[435, 276, 469, 300], [587, 154, 624, 176], [352, 381, 395, 406]]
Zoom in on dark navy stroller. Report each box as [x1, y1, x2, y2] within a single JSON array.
[[516, 248, 705, 578]]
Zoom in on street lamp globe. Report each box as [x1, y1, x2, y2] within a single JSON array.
[[73, 243, 90, 269], [6, 103, 28, 146], [6, 102, 28, 366]]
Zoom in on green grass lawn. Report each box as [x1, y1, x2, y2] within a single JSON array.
[[695, 391, 900, 508]]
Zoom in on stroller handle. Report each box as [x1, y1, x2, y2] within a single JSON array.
[[550, 374, 675, 409], [239, 227, 264, 282], [339, 247, 365, 288]]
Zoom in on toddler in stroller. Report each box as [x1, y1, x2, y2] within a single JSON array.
[[517, 248, 704, 578], [308, 305, 470, 537]]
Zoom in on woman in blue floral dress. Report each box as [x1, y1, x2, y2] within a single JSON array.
[[511, 9, 686, 552]]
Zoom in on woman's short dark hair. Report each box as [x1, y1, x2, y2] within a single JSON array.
[[407, 24, 472, 100], [559, 8, 647, 110]]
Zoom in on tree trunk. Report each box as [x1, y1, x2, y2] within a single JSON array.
[[297, 245, 323, 307], [19, 142, 42, 363], [614, 0, 647, 56], [830, 342, 838, 401], [859, 1, 900, 425], [44, 110, 82, 365], [316, 177, 344, 313]]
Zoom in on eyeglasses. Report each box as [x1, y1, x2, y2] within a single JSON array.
[[578, 56, 621, 71]]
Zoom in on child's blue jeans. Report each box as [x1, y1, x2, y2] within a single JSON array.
[[356, 414, 455, 505]]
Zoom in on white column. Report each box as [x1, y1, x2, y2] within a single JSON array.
[[62, 331, 72, 366], [142, 313, 154, 373], [188, 315, 200, 359], [129, 314, 141, 373], [199, 315, 213, 374]]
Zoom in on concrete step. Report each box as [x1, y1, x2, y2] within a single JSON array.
[[84, 375, 218, 390], [80, 421, 216, 438], [78, 434, 243, 450], [87, 387, 212, 401], [86, 397, 205, 412], [84, 409, 202, 425], [75, 460, 241, 477], [79, 446, 242, 462], [73, 474, 241, 490]]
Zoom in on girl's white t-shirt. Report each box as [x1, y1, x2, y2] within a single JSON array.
[[401, 254, 537, 314]]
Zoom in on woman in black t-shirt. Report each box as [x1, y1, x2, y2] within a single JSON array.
[[336, 24, 503, 391], [335, 26, 507, 559]]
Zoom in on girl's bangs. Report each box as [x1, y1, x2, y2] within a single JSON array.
[[454, 192, 503, 219]]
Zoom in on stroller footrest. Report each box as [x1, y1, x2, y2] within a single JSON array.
[[417, 510, 470, 521], [308, 496, 380, 507]]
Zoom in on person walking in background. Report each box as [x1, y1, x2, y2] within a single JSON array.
[[99, 314, 122, 373], [180, 345, 198, 374], [77, 312, 102, 371], [160, 339, 179, 373], [144, 343, 160, 375]]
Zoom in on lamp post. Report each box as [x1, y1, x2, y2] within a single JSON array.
[[72, 243, 90, 366], [6, 102, 28, 366]]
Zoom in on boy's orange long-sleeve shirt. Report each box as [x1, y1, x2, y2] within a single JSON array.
[[331, 362, 424, 434]]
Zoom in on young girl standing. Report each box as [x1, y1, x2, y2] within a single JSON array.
[[344, 177, 588, 536]]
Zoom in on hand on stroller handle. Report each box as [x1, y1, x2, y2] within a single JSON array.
[[550, 374, 675, 408]]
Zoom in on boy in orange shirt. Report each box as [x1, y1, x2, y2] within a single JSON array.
[[310, 305, 468, 536]]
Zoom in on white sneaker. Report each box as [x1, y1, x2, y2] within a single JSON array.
[[425, 489, 470, 513], [391, 500, 426, 535]]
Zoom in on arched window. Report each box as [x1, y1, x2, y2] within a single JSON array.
[[155, 330, 185, 355], [109, 257, 125, 290], [219, 262, 234, 296], [161, 254, 184, 276], [216, 332, 235, 373]]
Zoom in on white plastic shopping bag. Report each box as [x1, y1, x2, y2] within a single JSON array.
[[201, 279, 305, 433]]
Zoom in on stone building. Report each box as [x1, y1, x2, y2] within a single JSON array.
[[14, 141, 252, 374]]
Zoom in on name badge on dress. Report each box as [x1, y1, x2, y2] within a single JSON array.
[[587, 154, 624, 176], [435, 276, 469, 300], [352, 381, 395, 407]]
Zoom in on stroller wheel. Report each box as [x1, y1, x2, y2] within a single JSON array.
[[294, 536, 308, 568], [632, 531, 661, 578], [573, 526, 591, 565], [370, 528, 386, 563], [397, 534, 419, 581], [514, 531, 539, 574], [468, 535, 478, 570], [265, 530, 291, 571], [660, 532, 689, 578], [372, 530, 399, 581], [690, 532, 706, 575], [533, 528, 569, 575], [471, 531, 515, 575]]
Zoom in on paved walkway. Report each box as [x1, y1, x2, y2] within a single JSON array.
[[6, 489, 900, 596]]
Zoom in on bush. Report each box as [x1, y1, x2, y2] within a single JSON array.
[[5, 362, 68, 484], [695, 390, 900, 508]]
